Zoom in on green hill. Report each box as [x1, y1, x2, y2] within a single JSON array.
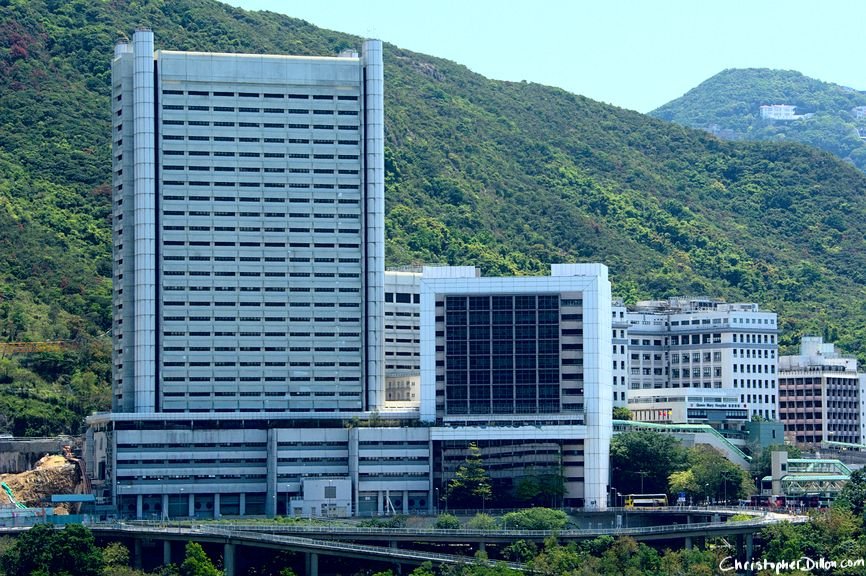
[[3, 0, 866, 434], [651, 68, 866, 170]]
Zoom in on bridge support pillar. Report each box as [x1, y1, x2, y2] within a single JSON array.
[[224, 543, 235, 576], [746, 533, 754, 563], [478, 541, 486, 553], [188, 493, 195, 518], [163, 540, 171, 566], [133, 539, 143, 570], [685, 536, 692, 550], [736, 534, 744, 560], [305, 552, 318, 576]]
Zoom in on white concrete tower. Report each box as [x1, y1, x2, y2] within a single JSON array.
[[132, 29, 156, 412], [363, 39, 386, 410]]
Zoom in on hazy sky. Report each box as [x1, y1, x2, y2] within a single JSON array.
[[224, 0, 865, 113]]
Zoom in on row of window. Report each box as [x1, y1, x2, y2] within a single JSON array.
[[163, 166, 360, 175], [161, 90, 358, 100], [162, 210, 358, 219], [163, 105, 358, 115], [157, 196, 359, 202], [162, 120, 358, 130], [163, 151, 359, 159], [160, 135, 358, 145]]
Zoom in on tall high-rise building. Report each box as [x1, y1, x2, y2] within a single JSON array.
[[87, 30, 415, 519], [109, 29, 384, 414]]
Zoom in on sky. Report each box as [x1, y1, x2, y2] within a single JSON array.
[[224, 0, 866, 114]]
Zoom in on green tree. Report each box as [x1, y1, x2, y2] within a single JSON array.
[[465, 513, 497, 530], [668, 469, 699, 500], [501, 508, 568, 531], [687, 445, 751, 504], [610, 431, 689, 495], [179, 542, 221, 576], [447, 442, 493, 509], [834, 468, 866, 517], [0, 523, 104, 576], [434, 513, 461, 529], [612, 406, 631, 421]]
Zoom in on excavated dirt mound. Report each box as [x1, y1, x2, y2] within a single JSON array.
[[0, 454, 80, 512]]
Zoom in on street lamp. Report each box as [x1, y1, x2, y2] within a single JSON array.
[[637, 471, 650, 493]]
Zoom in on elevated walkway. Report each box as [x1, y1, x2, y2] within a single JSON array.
[[613, 420, 751, 468]]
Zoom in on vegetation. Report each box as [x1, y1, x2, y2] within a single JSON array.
[[447, 443, 492, 509], [611, 407, 631, 421], [434, 513, 461, 529], [501, 508, 568, 531], [668, 445, 752, 504], [0, 523, 104, 576], [610, 431, 689, 495], [6, 2, 866, 432], [652, 68, 866, 171]]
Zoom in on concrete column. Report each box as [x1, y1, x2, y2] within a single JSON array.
[[746, 533, 754, 561], [239, 493, 246, 516], [402, 490, 408, 514], [187, 493, 195, 518], [161, 494, 169, 520], [214, 493, 221, 519], [685, 536, 692, 550], [736, 534, 744, 560], [163, 541, 171, 566], [305, 552, 318, 576], [377, 491, 383, 515], [266, 429, 277, 518], [133, 539, 142, 570], [223, 543, 235, 576], [136, 495, 143, 519]]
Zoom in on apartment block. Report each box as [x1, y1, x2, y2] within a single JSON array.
[[779, 336, 866, 446]]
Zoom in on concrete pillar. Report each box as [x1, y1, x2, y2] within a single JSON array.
[[736, 534, 744, 560], [402, 490, 408, 514], [188, 493, 195, 518], [163, 541, 171, 566], [161, 494, 169, 520], [377, 491, 384, 515], [136, 494, 143, 519], [133, 539, 142, 570], [239, 493, 246, 516], [214, 493, 221, 519], [305, 552, 318, 576], [223, 543, 235, 576], [746, 533, 754, 561], [685, 536, 692, 550], [478, 541, 486, 553], [266, 429, 277, 518]]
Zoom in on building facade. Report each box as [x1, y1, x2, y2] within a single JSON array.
[[625, 298, 778, 430], [779, 336, 866, 446], [87, 30, 613, 517], [420, 264, 613, 509]]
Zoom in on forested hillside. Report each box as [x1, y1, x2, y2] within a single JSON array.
[[3, 0, 866, 434], [652, 68, 866, 170]]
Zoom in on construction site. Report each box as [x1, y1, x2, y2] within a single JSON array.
[[0, 437, 94, 526]]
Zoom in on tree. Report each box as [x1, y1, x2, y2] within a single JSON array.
[[502, 508, 568, 531], [0, 523, 104, 576], [835, 468, 866, 517], [434, 513, 461, 529], [447, 442, 493, 509], [179, 542, 221, 576], [668, 469, 699, 500], [687, 445, 751, 503], [612, 406, 631, 421], [609, 431, 689, 495]]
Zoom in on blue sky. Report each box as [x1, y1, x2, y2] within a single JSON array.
[[225, 0, 865, 113]]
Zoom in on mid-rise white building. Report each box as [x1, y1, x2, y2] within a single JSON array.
[[384, 270, 421, 407], [611, 301, 629, 408], [626, 298, 778, 430]]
